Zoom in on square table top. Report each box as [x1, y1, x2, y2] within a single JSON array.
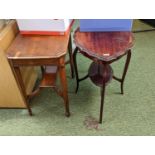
[[7, 32, 70, 59]]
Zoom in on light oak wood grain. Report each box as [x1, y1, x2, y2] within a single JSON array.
[[0, 20, 38, 107]]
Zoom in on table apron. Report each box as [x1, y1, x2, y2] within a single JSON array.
[[9, 58, 61, 67]]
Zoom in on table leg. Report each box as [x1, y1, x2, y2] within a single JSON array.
[[73, 47, 80, 93], [41, 66, 45, 75], [88, 62, 112, 123], [14, 66, 32, 116], [73, 47, 89, 93], [121, 50, 131, 94], [113, 50, 131, 94], [58, 57, 70, 117], [28, 66, 45, 99], [99, 84, 106, 124], [68, 34, 74, 78]]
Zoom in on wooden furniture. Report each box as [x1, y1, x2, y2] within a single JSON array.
[[0, 20, 37, 108], [73, 28, 134, 123], [6, 31, 73, 117]]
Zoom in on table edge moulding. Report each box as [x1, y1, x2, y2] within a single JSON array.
[[74, 28, 134, 62]]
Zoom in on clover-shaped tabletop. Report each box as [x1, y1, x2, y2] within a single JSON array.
[[74, 28, 134, 62]]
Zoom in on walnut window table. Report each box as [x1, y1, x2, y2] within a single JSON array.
[[73, 28, 134, 123], [6, 32, 74, 117]]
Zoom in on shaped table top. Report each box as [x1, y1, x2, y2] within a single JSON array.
[[74, 28, 134, 62]]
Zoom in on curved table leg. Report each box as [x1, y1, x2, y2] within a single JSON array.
[[41, 66, 45, 75], [73, 47, 89, 93], [58, 57, 70, 117], [89, 62, 113, 123], [121, 50, 131, 94], [28, 66, 45, 99], [99, 84, 106, 124], [113, 50, 131, 94], [14, 66, 33, 116], [73, 47, 80, 93], [68, 34, 74, 79]]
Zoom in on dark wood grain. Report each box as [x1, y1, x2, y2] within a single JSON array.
[[74, 28, 134, 62], [73, 28, 134, 123]]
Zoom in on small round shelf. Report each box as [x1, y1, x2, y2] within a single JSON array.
[[88, 62, 113, 87]]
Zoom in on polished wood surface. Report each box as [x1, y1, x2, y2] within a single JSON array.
[[74, 28, 134, 62], [6, 31, 71, 116], [88, 62, 113, 87], [7, 33, 70, 59], [73, 28, 134, 123], [40, 66, 58, 87]]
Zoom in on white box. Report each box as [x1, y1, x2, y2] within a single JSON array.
[[16, 19, 74, 35]]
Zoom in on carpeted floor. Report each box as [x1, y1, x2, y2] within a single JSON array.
[[0, 20, 155, 135]]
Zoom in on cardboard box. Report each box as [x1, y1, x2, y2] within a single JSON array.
[[80, 19, 133, 32], [16, 19, 74, 35]]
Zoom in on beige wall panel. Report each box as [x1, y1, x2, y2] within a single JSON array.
[[0, 20, 18, 52], [0, 20, 38, 107], [0, 50, 26, 107]]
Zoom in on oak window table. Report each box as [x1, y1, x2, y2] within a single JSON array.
[[6, 32, 74, 117]]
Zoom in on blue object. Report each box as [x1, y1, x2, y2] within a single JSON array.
[[80, 19, 133, 32]]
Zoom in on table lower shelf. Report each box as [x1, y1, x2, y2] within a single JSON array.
[[88, 62, 113, 87], [28, 66, 58, 98], [40, 66, 58, 88]]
